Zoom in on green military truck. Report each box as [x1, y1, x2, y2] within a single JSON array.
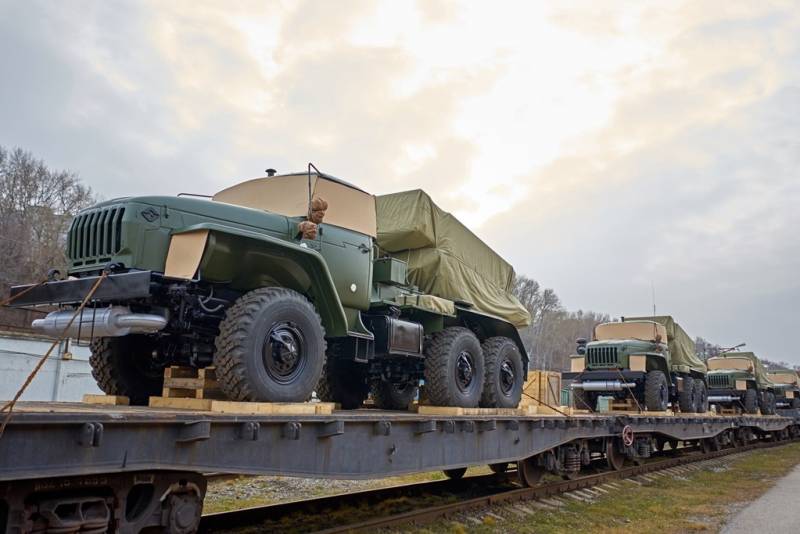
[[10, 170, 531, 409], [570, 316, 707, 412], [768, 370, 800, 409], [706, 352, 778, 414]]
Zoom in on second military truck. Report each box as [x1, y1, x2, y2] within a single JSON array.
[[706, 352, 780, 414], [10, 170, 531, 409], [571, 315, 708, 412]]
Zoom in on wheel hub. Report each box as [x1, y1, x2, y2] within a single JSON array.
[[499, 360, 515, 395], [455, 351, 474, 392], [263, 322, 306, 384]]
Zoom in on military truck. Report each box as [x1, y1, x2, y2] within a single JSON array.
[[706, 352, 778, 414], [570, 316, 707, 412], [768, 370, 800, 409], [9, 170, 531, 409]]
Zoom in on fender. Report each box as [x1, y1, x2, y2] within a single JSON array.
[[169, 223, 349, 337]]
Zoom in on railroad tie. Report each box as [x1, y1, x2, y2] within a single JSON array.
[[540, 498, 566, 508]]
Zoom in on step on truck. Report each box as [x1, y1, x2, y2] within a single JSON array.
[[706, 352, 780, 414], [9, 169, 531, 409], [570, 315, 708, 413], [768, 370, 800, 409]]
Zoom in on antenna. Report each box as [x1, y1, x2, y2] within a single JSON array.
[[651, 281, 657, 340], [307, 162, 321, 218]]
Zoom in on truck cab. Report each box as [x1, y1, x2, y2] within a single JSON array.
[[767, 370, 800, 410]]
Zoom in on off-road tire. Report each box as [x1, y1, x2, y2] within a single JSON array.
[[693, 379, 708, 413], [316, 355, 369, 409], [479, 337, 524, 408], [89, 335, 165, 406], [371, 380, 418, 410], [678, 376, 698, 413], [743, 388, 758, 414], [573, 387, 597, 411], [761, 391, 776, 415], [214, 287, 325, 402], [644, 370, 669, 411], [423, 327, 484, 408]]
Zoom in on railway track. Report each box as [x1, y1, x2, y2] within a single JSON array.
[[199, 436, 798, 533]]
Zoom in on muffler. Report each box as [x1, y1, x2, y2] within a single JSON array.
[[32, 306, 167, 339], [708, 395, 738, 403], [571, 380, 637, 392]]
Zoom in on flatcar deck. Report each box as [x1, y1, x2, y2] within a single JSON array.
[[2, 401, 798, 482]]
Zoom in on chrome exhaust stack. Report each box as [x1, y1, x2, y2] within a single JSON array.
[[571, 380, 637, 392], [707, 395, 738, 403], [32, 306, 168, 338]]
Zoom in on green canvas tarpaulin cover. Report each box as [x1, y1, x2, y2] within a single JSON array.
[[715, 352, 776, 388], [625, 315, 706, 374], [376, 190, 531, 328]]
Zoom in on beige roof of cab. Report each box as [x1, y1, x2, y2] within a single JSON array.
[[768, 371, 799, 385], [594, 321, 667, 343], [213, 173, 377, 237]]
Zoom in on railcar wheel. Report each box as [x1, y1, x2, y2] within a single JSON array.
[[443, 467, 468, 480], [517, 457, 545, 487], [606, 439, 625, 471], [424, 327, 485, 408], [700, 439, 712, 454], [214, 287, 326, 402], [480, 337, 524, 408]]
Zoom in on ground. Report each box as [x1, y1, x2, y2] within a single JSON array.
[[203, 443, 800, 533]]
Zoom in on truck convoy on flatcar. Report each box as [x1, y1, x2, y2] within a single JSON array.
[[706, 352, 778, 414], [10, 170, 531, 409], [768, 369, 800, 409], [570, 316, 708, 413]]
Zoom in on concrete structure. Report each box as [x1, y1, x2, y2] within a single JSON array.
[[0, 330, 101, 401], [722, 463, 800, 533]]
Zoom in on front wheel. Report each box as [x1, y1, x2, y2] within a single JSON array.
[[214, 287, 326, 402]]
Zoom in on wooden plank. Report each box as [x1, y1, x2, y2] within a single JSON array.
[[164, 367, 199, 379], [163, 377, 219, 390], [415, 405, 531, 416], [149, 396, 214, 410], [162, 387, 202, 399], [82, 394, 129, 406]]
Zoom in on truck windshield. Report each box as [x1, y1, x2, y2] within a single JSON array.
[[594, 321, 667, 343], [707, 358, 753, 372]]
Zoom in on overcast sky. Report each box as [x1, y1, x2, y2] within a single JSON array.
[[1, 1, 798, 363]]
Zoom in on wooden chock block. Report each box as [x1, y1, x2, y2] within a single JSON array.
[[82, 394, 130, 406]]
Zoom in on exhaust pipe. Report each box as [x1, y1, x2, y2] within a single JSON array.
[[571, 380, 637, 392], [708, 395, 739, 403], [32, 306, 168, 339]]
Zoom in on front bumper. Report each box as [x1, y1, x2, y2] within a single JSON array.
[[9, 271, 154, 307]]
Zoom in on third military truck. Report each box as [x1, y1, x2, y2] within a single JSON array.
[[10, 170, 531, 409], [706, 352, 780, 414], [768, 369, 800, 409], [571, 316, 708, 412]]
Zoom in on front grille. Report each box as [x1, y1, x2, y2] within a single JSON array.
[[707, 374, 730, 388], [586, 346, 618, 367], [67, 207, 125, 265]]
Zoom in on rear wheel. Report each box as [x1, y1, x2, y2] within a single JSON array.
[[743, 388, 758, 414], [214, 287, 326, 402], [480, 337, 524, 408], [371, 380, 417, 410], [424, 327, 484, 407], [694, 379, 708, 413], [644, 370, 669, 411], [678, 377, 698, 413], [89, 335, 165, 406], [316, 356, 369, 409]]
